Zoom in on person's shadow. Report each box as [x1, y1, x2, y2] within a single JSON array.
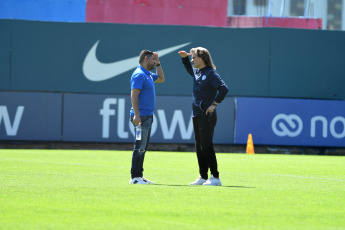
[[152, 184, 256, 188]]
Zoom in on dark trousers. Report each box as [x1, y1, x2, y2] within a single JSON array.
[[130, 116, 153, 178], [193, 113, 219, 179]]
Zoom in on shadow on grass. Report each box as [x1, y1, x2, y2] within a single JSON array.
[[153, 184, 256, 189]]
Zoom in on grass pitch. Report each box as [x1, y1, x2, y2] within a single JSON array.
[[0, 149, 344, 230]]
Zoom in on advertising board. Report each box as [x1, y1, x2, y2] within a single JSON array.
[[235, 97, 345, 147]]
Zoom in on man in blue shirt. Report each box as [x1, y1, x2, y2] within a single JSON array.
[[178, 47, 228, 186], [129, 50, 165, 185]]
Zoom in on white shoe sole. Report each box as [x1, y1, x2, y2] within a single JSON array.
[[129, 178, 148, 184]]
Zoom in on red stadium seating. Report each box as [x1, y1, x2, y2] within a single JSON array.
[[227, 16, 322, 29], [86, 0, 228, 27]]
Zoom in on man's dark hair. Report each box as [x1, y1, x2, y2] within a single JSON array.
[[139, 50, 154, 65]]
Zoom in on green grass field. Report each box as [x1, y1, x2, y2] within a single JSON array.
[[0, 149, 344, 230]]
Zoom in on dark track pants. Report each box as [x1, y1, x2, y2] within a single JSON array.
[[193, 113, 219, 179]]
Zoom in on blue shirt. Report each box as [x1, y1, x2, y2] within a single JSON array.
[[130, 66, 158, 116]]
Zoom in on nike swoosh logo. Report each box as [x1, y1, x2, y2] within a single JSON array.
[[83, 41, 191, 82]]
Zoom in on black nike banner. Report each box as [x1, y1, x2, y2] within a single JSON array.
[[0, 20, 11, 90], [1, 19, 345, 100]]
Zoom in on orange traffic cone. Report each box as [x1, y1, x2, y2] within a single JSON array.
[[246, 133, 255, 154]]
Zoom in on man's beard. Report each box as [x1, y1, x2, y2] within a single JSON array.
[[148, 63, 155, 70]]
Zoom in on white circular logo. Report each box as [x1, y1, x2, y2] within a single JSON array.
[[202, 75, 206, 80], [272, 114, 303, 137]]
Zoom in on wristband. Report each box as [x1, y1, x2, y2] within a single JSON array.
[[156, 63, 161, 67], [212, 103, 218, 106]]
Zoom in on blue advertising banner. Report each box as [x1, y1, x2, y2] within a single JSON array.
[[63, 93, 235, 144], [0, 92, 62, 140], [0, 0, 85, 22], [235, 97, 345, 147]]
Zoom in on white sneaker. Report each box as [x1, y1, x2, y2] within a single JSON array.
[[142, 177, 155, 184], [189, 176, 207, 185], [203, 175, 222, 186], [129, 177, 148, 184]]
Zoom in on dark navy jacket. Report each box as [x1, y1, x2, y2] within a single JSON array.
[[182, 57, 228, 116]]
